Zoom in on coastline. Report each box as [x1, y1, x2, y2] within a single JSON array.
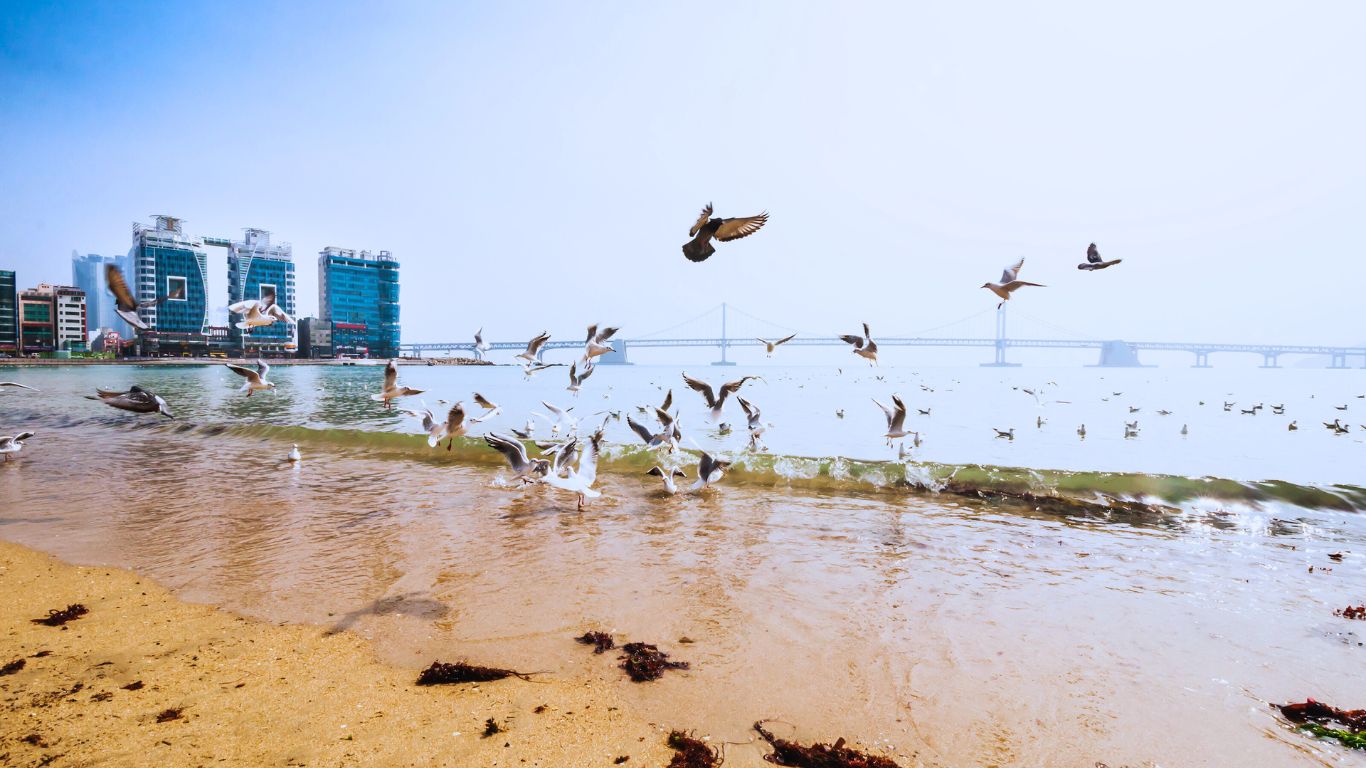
[[0, 358, 488, 366], [0, 541, 681, 767]]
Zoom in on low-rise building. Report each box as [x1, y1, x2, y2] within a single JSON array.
[[35, 284, 87, 351], [297, 317, 333, 358], [18, 289, 55, 354]]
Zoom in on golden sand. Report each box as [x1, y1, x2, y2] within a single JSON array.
[[0, 541, 686, 767]]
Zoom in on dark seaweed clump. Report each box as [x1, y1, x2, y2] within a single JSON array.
[[619, 642, 689, 682], [1278, 700, 1366, 750], [1, 658, 26, 676], [31, 604, 89, 626], [156, 707, 184, 723], [576, 631, 616, 654], [666, 730, 721, 768], [482, 718, 502, 738], [1335, 605, 1365, 621], [415, 660, 534, 686], [754, 721, 901, 767]]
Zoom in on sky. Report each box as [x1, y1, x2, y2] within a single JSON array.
[[2, 0, 1364, 359]]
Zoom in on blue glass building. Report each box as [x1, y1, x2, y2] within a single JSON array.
[[71, 252, 124, 334], [318, 247, 399, 358], [0, 269, 18, 354], [227, 229, 296, 354], [127, 216, 209, 340]]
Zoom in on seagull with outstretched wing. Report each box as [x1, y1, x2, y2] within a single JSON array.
[[756, 333, 796, 357], [1078, 243, 1122, 271], [225, 360, 275, 396], [982, 258, 1045, 308], [682, 372, 762, 421]]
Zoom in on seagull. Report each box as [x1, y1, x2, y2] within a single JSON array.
[[1288, 421, 1298, 431], [681, 203, 769, 262], [1077, 424, 1086, 439], [1335, 404, 1348, 411], [521, 361, 554, 379], [1078, 243, 1122, 271], [541, 428, 604, 508], [682, 373, 761, 421], [1180, 424, 1188, 436], [105, 263, 182, 331], [370, 359, 424, 409], [567, 360, 595, 394], [917, 408, 931, 416], [86, 386, 174, 418], [228, 287, 292, 331], [1125, 420, 1139, 430], [516, 331, 551, 364], [470, 392, 501, 423], [872, 395, 910, 446], [756, 334, 796, 357], [0, 382, 38, 391], [688, 450, 732, 491], [484, 432, 551, 485], [839, 323, 878, 366], [737, 396, 765, 449], [473, 327, 491, 360], [541, 400, 578, 436], [835, 409, 845, 419], [0, 432, 35, 461], [1157, 410, 1172, 416], [658, 389, 674, 418], [404, 401, 467, 449], [982, 258, 1044, 308], [287, 444, 302, 462], [627, 409, 678, 450], [225, 360, 275, 396], [994, 428, 1015, 440], [582, 325, 619, 361], [1037, 415, 1046, 429], [646, 466, 689, 495], [1129, 406, 1141, 413]]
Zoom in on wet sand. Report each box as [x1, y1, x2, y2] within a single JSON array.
[[0, 541, 692, 768]]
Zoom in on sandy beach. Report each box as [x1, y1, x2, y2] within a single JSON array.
[[0, 541, 695, 768]]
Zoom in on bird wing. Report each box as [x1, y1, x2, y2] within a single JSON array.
[[13, 431, 35, 442], [839, 334, 864, 349], [594, 326, 618, 343], [626, 415, 655, 443], [225, 363, 261, 384], [862, 322, 872, 340], [260, 287, 277, 308], [0, 382, 37, 390], [484, 432, 531, 470], [660, 389, 673, 413], [698, 451, 717, 482], [577, 430, 603, 485], [525, 331, 550, 358], [890, 395, 908, 432], [720, 376, 760, 397], [383, 359, 398, 391], [1001, 258, 1025, 283], [688, 203, 714, 237], [1086, 243, 1101, 264], [1003, 280, 1045, 291], [872, 398, 894, 428], [714, 213, 769, 242], [552, 437, 580, 475], [227, 299, 258, 315], [267, 305, 292, 323], [584, 324, 597, 344], [682, 373, 717, 408], [775, 333, 796, 346], [106, 264, 137, 310], [737, 395, 759, 425], [473, 392, 497, 410], [653, 407, 675, 430], [541, 401, 568, 420], [474, 327, 483, 345], [257, 359, 271, 380], [445, 402, 466, 433]]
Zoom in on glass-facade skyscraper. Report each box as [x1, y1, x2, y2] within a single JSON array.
[[127, 216, 209, 337], [317, 247, 400, 358], [71, 252, 123, 335], [227, 229, 296, 353], [0, 270, 17, 354]]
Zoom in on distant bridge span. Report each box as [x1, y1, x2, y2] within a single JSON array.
[[400, 305, 1366, 368]]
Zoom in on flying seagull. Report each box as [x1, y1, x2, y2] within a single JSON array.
[[682, 372, 762, 421], [225, 360, 275, 396], [473, 327, 491, 360], [0, 431, 35, 461], [106, 263, 182, 331], [737, 396, 766, 451], [540, 400, 579, 436], [1078, 243, 1122, 271], [484, 432, 551, 485], [872, 394, 910, 446], [982, 258, 1044, 308], [370, 359, 424, 410], [0, 382, 38, 391], [627, 408, 679, 450], [839, 323, 878, 366], [229, 287, 291, 331], [688, 450, 732, 491], [516, 331, 551, 364], [567, 359, 595, 394], [470, 392, 501, 423], [86, 385, 174, 418], [681, 203, 769, 262], [404, 401, 468, 449], [646, 466, 689, 495], [582, 324, 619, 361], [756, 333, 796, 357]]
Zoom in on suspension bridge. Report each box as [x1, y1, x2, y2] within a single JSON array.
[[400, 303, 1366, 369]]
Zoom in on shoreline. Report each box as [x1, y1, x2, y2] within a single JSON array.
[[0, 357, 489, 367], [0, 540, 690, 767]]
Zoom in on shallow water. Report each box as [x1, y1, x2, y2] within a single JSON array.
[[1, 363, 1364, 766]]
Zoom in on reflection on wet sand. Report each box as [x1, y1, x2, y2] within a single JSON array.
[[0, 419, 1361, 766]]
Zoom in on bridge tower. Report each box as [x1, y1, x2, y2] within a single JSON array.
[[980, 305, 1021, 367], [711, 302, 736, 366]]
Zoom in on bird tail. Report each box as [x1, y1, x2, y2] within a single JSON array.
[[234, 321, 251, 330], [369, 394, 387, 402], [681, 238, 715, 263]]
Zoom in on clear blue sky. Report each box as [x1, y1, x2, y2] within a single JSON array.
[[2, 0, 1363, 350]]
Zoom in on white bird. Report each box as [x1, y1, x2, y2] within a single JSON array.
[[287, 444, 302, 462], [370, 359, 424, 410], [994, 428, 1015, 440], [737, 396, 766, 450], [982, 258, 1045, 308], [567, 359, 595, 394], [228, 287, 292, 331], [872, 394, 910, 446], [404, 401, 467, 449], [470, 392, 501, 423], [484, 432, 551, 485], [541, 428, 605, 508], [86, 386, 174, 418], [582, 324, 619, 361], [627, 407, 680, 451], [682, 372, 762, 421], [756, 333, 796, 357], [473, 327, 491, 360], [839, 323, 878, 366], [646, 466, 689, 494], [688, 450, 732, 492], [0, 431, 35, 461], [541, 400, 578, 436], [225, 360, 274, 396], [0, 382, 38, 391], [516, 331, 551, 364]]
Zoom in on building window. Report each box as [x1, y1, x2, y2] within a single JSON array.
[[259, 283, 277, 304], [166, 276, 188, 301]]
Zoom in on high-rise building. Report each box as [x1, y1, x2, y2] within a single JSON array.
[[34, 284, 87, 350], [317, 247, 399, 358], [227, 229, 296, 354], [128, 215, 209, 339], [71, 252, 123, 335], [18, 289, 55, 354], [0, 270, 16, 354]]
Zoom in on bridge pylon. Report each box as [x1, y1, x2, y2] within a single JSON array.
[[711, 302, 737, 366], [980, 305, 1021, 367]]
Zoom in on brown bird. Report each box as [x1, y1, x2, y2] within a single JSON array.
[[681, 203, 769, 262], [981, 258, 1044, 308], [106, 264, 184, 331], [1078, 243, 1122, 271], [682, 372, 762, 421]]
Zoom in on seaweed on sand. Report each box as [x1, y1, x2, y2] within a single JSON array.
[[619, 642, 688, 682], [415, 661, 535, 686], [156, 707, 184, 723], [31, 604, 88, 626], [1278, 700, 1366, 750], [666, 730, 721, 768], [575, 631, 615, 654], [753, 721, 901, 767], [1, 658, 25, 676], [481, 718, 502, 738], [1335, 605, 1365, 620]]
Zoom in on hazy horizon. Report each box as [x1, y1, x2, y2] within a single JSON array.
[[3, 1, 1364, 351]]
